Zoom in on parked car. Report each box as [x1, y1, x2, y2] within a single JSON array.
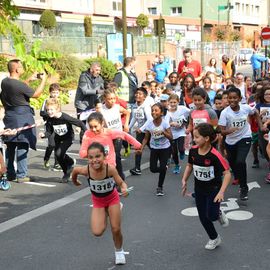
[[237, 48, 253, 64]]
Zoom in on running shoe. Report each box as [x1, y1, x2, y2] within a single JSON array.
[[173, 165, 181, 174], [17, 177, 31, 183], [129, 168, 141, 175], [60, 173, 70, 183], [232, 178, 239, 185], [239, 187, 249, 201], [52, 164, 62, 172], [156, 187, 164, 196], [218, 210, 229, 227], [205, 235, 221, 250], [265, 172, 270, 183], [123, 145, 131, 158], [185, 149, 189, 156], [115, 250, 126, 265], [44, 160, 50, 169]]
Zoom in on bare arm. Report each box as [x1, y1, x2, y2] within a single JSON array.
[[181, 163, 193, 196], [109, 165, 128, 197], [31, 74, 47, 98], [72, 166, 88, 186], [214, 170, 231, 202]]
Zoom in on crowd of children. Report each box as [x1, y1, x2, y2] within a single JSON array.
[[3, 59, 270, 265]]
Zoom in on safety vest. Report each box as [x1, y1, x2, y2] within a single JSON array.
[[116, 70, 129, 102], [222, 59, 233, 78]]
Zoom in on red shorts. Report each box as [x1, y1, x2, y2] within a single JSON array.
[[91, 188, 120, 208]]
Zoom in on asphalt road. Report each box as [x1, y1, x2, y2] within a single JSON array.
[[0, 131, 270, 270]]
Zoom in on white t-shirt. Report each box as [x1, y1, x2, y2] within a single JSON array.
[[144, 119, 171, 149], [165, 106, 190, 139], [129, 102, 152, 130], [144, 95, 155, 108], [219, 104, 255, 145], [101, 104, 122, 131]]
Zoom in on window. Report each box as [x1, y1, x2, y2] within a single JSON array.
[[113, 1, 122, 11], [255, 6, 259, 15], [148, 7, 157, 15], [171, 7, 182, 15], [235, 2, 240, 13], [246, 4, 249, 15]]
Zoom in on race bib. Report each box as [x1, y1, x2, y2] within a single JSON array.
[[89, 178, 115, 194], [53, 124, 68, 136], [152, 127, 164, 139], [134, 108, 145, 120], [175, 116, 185, 126], [231, 117, 247, 128], [107, 118, 121, 129], [193, 118, 207, 127], [193, 165, 215, 181]]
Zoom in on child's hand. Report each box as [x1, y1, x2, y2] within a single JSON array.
[[136, 128, 142, 134], [72, 178, 82, 186], [229, 127, 239, 133], [123, 124, 129, 133], [1, 128, 17, 136], [181, 180, 187, 196], [39, 132, 45, 138], [214, 192, 224, 203], [120, 182, 129, 197]]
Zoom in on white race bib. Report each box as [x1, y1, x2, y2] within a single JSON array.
[[53, 124, 68, 136], [134, 108, 145, 120], [231, 117, 247, 128], [193, 165, 215, 181], [89, 178, 115, 194], [193, 118, 207, 127]]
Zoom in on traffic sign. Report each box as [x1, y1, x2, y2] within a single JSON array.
[[261, 27, 270, 40]]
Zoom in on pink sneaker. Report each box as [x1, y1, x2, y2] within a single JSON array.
[[265, 173, 270, 184]]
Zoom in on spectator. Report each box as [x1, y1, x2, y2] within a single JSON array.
[[221, 55, 236, 79], [250, 50, 268, 81], [97, 44, 107, 59], [0, 59, 47, 182], [113, 56, 138, 104], [74, 62, 104, 116], [204, 58, 218, 73], [152, 54, 169, 83], [177, 48, 202, 82], [166, 72, 181, 94]]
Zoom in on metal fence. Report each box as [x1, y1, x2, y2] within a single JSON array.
[[0, 35, 166, 56]]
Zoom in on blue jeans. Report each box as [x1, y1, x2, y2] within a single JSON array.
[[6, 142, 29, 179]]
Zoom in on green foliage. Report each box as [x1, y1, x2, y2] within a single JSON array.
[[52, 54, 88, 89], [0, 0, 20, 20], [0, 55, 8, 71], [39, 10, 57, 30], [136, 14, 149, 29], [229, 30, 242, 42], [84, 16, 92, 37], [85, 57, 117, 81]]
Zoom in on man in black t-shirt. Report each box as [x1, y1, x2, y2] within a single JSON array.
[[0, 59, 46, 182]]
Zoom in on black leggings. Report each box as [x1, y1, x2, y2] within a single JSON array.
[[150, 147, 171, 188], [113, 139, 125, 180], [171, 136, 185, 165], [55, 140, 74, 174], [195, 188, 220, 240], [44, 133, 58, 165]]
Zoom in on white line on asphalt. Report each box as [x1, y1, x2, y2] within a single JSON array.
[[24, 182, 56, 187], [0, 162, 150, 234]]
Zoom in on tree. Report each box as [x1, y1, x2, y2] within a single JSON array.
[[84, 16, 92, 37], [136, 13, 149, 36], [39, 9, 56, 35]]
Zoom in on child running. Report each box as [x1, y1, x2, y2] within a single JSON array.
[[72, 142, 128, 265], [218, 87, 262, 200], [39, 98, 87, 182], [139, 103, 173, 196], [165, 94, 190, 174], [40, 83, 61, 171], [80, 112, 141, 167], [181, 123, 231, 250]]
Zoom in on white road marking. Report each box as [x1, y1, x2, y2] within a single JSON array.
[[248, 181, 260, 191], [0, 163, 150, 234], [226, 210, 253, 221], [24, 182, 56, 187]]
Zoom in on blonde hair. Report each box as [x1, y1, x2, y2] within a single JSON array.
[[45, 98, 61, 110]]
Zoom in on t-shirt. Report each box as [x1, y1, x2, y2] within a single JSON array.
[[45, 112, 87, 142], [190, 105, 217, 127], [129, 102, 152, 130], [1, 77, 34, 107], [188, 146, 229, 192], [177, 60, 202, 79], [218, 104, 255, 145], [153, 62, 169, 83], [101, 104, 122, 131], [165, 106, 190, 139], [205, 90, 216, 105], [144, 119, 171, 149], [80, 129, 141, 165]]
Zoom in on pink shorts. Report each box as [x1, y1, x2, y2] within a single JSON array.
[[91, 188, 120, 208]]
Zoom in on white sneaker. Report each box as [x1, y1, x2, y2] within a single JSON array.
[[115, 250, 126, 265], [205, 235, 221, 250], [218, 210, 229, 227]]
